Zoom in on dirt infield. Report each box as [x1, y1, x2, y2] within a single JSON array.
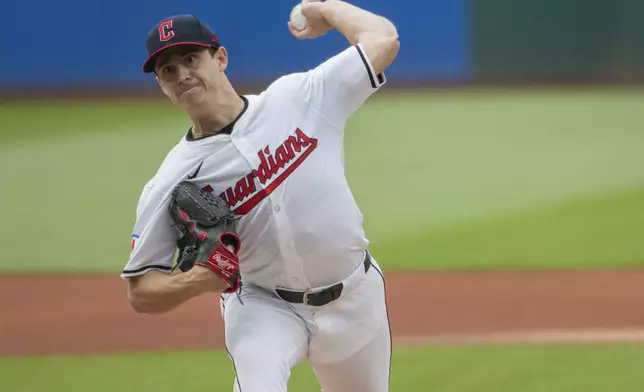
[[2, 269, 644, 356]]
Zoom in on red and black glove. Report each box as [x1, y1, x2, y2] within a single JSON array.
[[168, 181, 242, 293]]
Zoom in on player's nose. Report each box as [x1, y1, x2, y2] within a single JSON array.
[[176, 64, 192, 82]]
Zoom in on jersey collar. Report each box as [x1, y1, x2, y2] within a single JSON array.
[[185, 95, 249, 142]]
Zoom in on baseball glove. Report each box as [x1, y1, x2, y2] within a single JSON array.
[[168, 181, 242, 294]]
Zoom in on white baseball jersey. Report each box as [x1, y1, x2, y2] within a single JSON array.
[[122, 43, 386, 291]]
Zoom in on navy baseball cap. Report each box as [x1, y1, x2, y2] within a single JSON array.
[[143, 14, 221, 73]]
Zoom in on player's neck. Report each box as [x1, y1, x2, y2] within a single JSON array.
[[189, 88, 244, 138]]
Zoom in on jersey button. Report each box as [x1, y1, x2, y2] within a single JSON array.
[[274, 205, 281, 212]]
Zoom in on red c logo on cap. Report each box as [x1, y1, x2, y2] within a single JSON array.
[[158, 20, 174, 41]]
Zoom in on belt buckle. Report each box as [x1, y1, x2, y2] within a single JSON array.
[[302, 291, 311, 305]]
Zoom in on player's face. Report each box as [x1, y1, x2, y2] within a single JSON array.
[[154, 46, 228, 108]]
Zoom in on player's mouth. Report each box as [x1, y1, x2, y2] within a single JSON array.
[[178, 85, 201, 97]]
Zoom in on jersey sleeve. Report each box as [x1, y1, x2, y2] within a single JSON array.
[[298, 43, 386, 128], [121, 185, 177, 279]]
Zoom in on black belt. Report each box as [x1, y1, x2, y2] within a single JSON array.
[[275, 251, 372, 307]]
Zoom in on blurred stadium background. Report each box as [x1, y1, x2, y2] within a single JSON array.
[[2, 0, 644, 391]]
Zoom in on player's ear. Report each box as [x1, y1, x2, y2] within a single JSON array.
[[214, 46, 229, 72]]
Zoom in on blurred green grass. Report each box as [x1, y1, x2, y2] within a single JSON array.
[[2, 344, 644, 392], [1, 89, 643, 273], [374, 186, 644, 269]]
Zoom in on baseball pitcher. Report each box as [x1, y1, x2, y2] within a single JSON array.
[[122, 1, 399, 391]]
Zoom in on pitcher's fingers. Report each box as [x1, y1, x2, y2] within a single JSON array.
[[288, 21, 308, 38]]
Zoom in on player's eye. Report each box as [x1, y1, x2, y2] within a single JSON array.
[[185, 54, 197, 65], [162, 65, 176, 75]]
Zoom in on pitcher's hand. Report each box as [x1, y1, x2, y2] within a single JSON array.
[[288, 0, 333, 40]]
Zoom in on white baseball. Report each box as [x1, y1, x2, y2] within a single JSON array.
[[290, 4, 308, 31]]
